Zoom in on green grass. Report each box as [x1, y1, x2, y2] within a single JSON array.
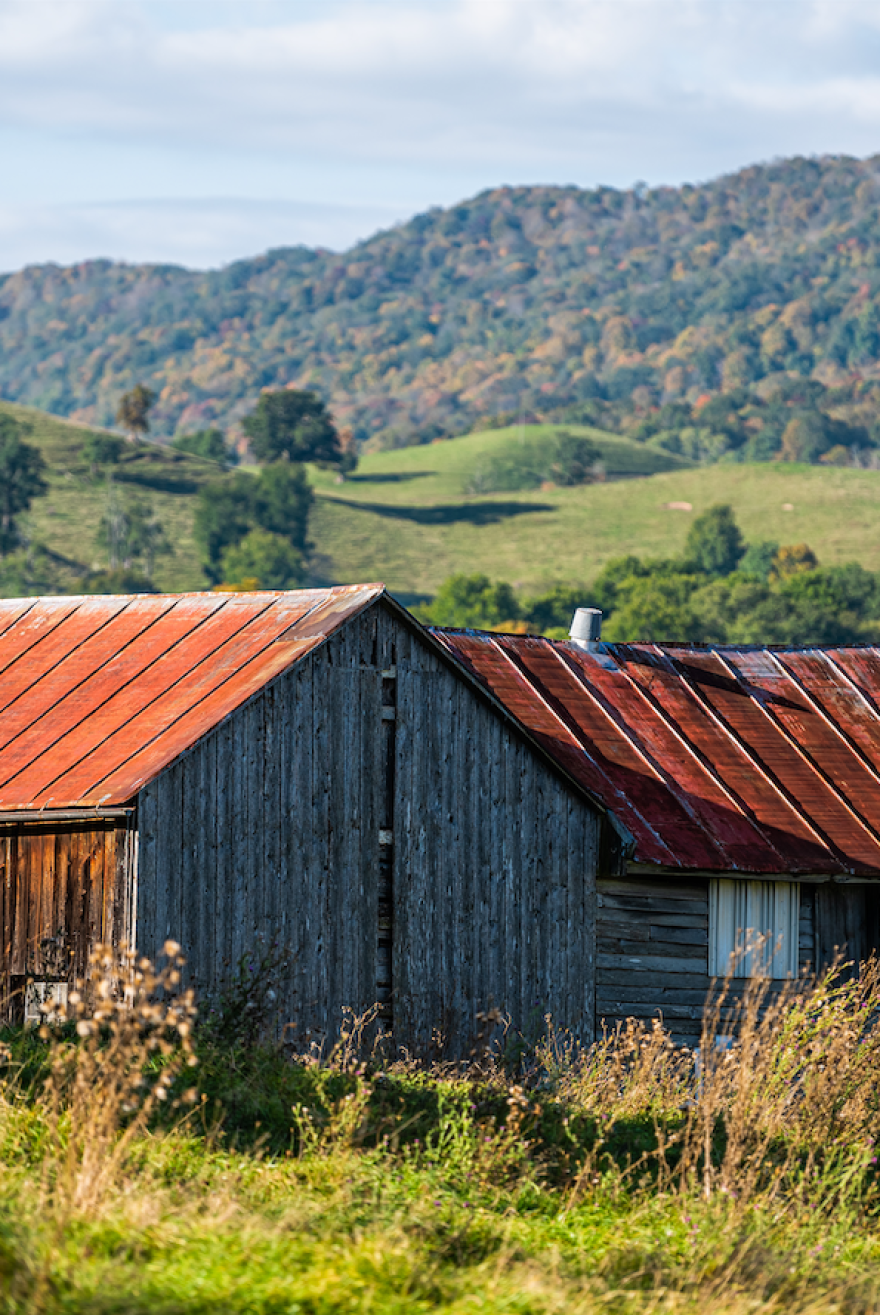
[[311, 427, 880, 598], [2, 400, 218, 593], [8, 401, 880, 603], [0, 1017, 878, 1314]]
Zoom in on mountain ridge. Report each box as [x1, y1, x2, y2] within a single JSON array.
[[5, 153, 880, 453]]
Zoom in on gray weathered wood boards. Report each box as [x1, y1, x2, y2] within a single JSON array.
[[596, 874, 831, 1044], [135, 600, 603, 1056]]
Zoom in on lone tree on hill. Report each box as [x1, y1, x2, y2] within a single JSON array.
[[243, 389, 354, 471], [0, 415, 47, 555], [117, 384, 156, 443], [684, 503, 745, 577]]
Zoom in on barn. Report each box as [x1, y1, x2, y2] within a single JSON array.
[[4, 584, 880, 1053], [435, 623, 880, 1045], [0, 586, 619, 1053]]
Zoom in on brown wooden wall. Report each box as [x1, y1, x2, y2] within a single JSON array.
[[596, 874, 817, 1046], [0, 818, 135, 1014], [135, 600, 603, 1055]]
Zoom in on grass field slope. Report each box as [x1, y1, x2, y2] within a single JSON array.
[[1, 401, 218, 594], [310, 425, 880, 599], [6, 401, 880, 602]]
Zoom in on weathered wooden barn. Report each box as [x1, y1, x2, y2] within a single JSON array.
[[434, 628, 880, 1044], [0, 586, 619, 1052], [4, 584, 880, 1051]]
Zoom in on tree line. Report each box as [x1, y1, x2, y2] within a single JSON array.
[[418, 505, 880, 647]]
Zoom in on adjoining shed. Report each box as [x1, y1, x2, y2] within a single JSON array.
[[433, 629, 880, 1044], [0, 587, 616, 1052]]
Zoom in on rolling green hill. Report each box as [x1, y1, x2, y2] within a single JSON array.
[[7, 400, 880, 603], [1, 401, 219, 594], [6, 155, 880, 460]]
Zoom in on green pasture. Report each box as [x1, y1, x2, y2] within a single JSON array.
[[6, 401, 880, 602], [310, 427, 880, 598]]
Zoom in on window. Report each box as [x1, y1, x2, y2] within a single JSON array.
[[709, 879, 800, 979]]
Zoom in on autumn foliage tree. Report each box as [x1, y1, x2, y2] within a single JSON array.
[[116, 385, 156, 443]]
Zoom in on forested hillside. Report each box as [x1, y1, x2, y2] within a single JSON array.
[[6, 154, 880, 459]]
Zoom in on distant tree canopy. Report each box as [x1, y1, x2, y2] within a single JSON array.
[[419, 507, 880, 647], [82, 432, 125, 476], [171, 428, 239, 467], [243, 390, 353, 471], [19, 157, 880, 456], [219, 528, 305, 591], [0, 415, 47, 555], [684, 504, 746, 576], [194, 461, 312, 585], [466, 431, 600, 495], [422, 575, 522, 630], [117, 385, 156, 443]]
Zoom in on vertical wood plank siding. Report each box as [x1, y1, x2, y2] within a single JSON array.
[[0, 820, 134, 1013], [596, 875, 818, 1045], [136, 602, 601, 1055]]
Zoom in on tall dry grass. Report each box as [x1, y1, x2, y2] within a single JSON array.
[[538, 953, 880, 1222], [33, 940, 198, 1213]]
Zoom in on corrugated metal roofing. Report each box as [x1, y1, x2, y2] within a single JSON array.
[[0, 585, 382, 810], [430, 630, 880, 876]]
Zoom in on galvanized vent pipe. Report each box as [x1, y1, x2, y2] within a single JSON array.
[[569, 607, 602, 651]]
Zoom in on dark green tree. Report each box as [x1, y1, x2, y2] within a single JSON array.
[[172, 428, 239, 466], [194, 461, 313, 583], [219, 528, 305, 590], [420, 574, 521, 630], [243, 390, 343, 466], [116, 384, 156, 443], [251, 462, 313, 552], [547, 432, 600, 486], [0, 416, 47, 555], [82, 432, 125, 477], [684, 504, 745, 577], [193, 474, 257, 582], [523, 585, 587, 635]]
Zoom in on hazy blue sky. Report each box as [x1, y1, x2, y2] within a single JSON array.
[[3, 0, 880, 270]]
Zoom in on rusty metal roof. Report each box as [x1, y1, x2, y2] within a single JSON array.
[[0, 586, 382, 810], [430, 630, 880, 876]]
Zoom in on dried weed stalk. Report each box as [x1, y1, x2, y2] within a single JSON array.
[[39, 939, 198, 1214]]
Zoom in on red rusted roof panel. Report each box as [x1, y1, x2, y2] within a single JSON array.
[[498, 637, 725, 868], [0, 586, 382, 809], [433, 629, 880, 875]]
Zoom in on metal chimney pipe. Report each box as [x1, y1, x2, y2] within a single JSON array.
[[569, 607, 602, 652]]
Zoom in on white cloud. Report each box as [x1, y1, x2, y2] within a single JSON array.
[[3, 0, 880, 264]]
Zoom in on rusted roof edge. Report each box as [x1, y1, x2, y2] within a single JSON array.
[[112, 584, 388, 802], [0, 807, 134, 824], [625, 860, 880, 882]]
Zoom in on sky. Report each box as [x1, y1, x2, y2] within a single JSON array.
[[3, 0, 880, 271]]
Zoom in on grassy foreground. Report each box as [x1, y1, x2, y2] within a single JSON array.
[[1, 950, 880, 1313]]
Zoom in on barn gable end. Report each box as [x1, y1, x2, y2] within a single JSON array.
[[135, 598, 605, 1054]]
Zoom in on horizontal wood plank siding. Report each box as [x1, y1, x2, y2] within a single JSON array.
[[598, 874, 819, 1044]]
